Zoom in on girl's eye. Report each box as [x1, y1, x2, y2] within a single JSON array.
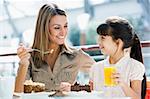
[[64, 25, 68, 28], [101, 36, 105, 40]]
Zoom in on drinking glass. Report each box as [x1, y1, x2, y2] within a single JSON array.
[[0, 64, 15, 99], [103, 65, 117, 97], [104, 66, 117, 87]]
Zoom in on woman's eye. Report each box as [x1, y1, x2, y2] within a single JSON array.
[[54, 27, 60, 29]]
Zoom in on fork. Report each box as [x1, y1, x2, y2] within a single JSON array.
[[48, 90, 65, 97], [0, 48, 54, 56], [29, 48, 54, 55]]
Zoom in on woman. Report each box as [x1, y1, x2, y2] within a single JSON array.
[[15, 4, 95, 92], [90, 16, 146, 99]]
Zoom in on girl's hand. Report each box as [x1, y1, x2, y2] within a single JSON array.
[[59, 82, 71, 92], [17, 43, 31, 66], [112, 71, 125, 86]]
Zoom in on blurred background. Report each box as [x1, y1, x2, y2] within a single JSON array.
[[0, 0, 150, 81]]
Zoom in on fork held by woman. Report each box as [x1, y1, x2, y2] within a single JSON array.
[[0, 48, 54, 56]]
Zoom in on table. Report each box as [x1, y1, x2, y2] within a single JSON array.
[[13, 91, 131, 99]]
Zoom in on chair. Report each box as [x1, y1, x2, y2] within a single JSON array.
[[141, 74, 147, 99]]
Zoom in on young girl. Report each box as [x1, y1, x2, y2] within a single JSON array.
[[89, 16, 146, 99]]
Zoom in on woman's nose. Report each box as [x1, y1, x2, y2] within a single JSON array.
[[60, 28, 66, 35]]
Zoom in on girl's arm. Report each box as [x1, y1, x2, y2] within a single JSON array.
[[120, 80, 141, 99], [113, 72, 141, 99], [89, 80, 93, 91]]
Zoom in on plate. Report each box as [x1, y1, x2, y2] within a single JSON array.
[[64, 91, 103, 97], [13, 91, 103, 98], [13, 92, 55, 99], [13, 92, 23, 97]]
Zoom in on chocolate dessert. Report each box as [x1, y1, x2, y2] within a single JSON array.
[[71, 82, 91, 92]]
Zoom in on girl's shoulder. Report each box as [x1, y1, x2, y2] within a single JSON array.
[[128, 58, 145, 81], [129, 58, 145, 71], [91, 60, 105, 69], [129, 58, 144, 67]]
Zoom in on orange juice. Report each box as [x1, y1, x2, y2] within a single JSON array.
[[104, 66, 117, 86]]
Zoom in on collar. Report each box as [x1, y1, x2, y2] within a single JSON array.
[[60, 45, 74, 55], [104, 54, 130, 68]]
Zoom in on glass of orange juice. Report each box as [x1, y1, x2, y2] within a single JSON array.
[[104, 66, 117, 87]]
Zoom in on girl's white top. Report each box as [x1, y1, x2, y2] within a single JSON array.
[[90, 54, 145, 97]]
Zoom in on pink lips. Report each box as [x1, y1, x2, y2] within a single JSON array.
[[99, 45, 104, 49]]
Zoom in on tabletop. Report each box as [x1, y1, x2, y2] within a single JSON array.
[[13, 91, 131, 99]]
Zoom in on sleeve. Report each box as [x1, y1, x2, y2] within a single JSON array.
[[76, 49, 96, 71], [89, 63, 95, 82], [130, 61, 145, 81], [89, 62, 103, 82]]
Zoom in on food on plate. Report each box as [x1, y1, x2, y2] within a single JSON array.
[[24, 80, 45, 93], [71, 82, 91, 92]]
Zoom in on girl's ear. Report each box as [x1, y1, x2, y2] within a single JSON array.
[[116, 39, 124, 49]]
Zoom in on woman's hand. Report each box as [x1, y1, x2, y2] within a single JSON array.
[[59, 82, 71, 92], [17, 44, 31, 66]]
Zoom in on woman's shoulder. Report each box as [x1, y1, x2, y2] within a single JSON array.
[[68, 47, 89, 57], [67, 46, 96, 63], [70, 47, 81, 53], [63, 45, 80, 54]]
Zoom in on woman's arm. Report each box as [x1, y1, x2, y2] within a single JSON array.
[[14, 45, 30, 93], [78, 49, 96, 73], [15, 63, 29, 92]]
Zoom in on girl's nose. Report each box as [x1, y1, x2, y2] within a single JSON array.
[[99, 44, 102, 49], [98, 39, 102, 45]]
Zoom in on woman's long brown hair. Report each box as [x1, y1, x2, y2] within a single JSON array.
[[31, 4, 67, 68]]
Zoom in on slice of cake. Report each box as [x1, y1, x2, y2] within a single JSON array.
[[24, 80, 45, 93], [32, 82, 45, 92], [24, 80, 33, 93]]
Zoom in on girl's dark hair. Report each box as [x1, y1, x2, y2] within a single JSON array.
[[131, 34, 147, 99], [97, 17, 134, 49], [96, 16, 146, 99]]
